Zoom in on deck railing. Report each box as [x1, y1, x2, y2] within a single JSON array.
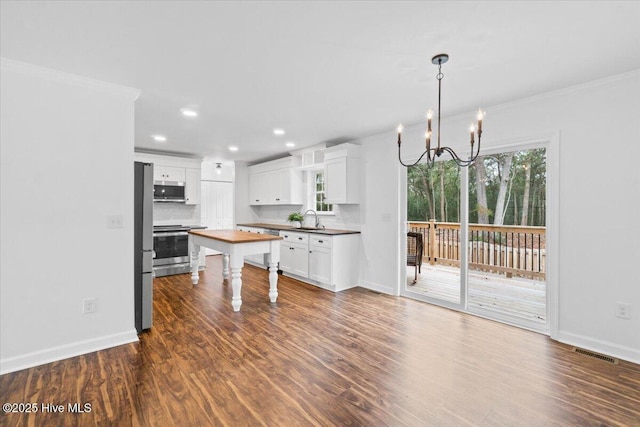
[[408, 220, 546, 280]]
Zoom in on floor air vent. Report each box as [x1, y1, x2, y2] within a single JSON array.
[[572, 347, 618, 365]]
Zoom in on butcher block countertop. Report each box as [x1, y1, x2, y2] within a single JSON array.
[[237, 223, 361, 236], [189, 229, 283, 243]]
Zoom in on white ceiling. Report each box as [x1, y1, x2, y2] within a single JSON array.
[[2, 1, 639, 163]]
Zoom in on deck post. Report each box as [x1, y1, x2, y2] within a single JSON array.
[[429, 219, 437, 265]]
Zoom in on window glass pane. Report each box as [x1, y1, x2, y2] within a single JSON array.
[[313, 172, 332, 213]]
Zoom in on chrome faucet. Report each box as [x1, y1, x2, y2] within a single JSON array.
[[304, 209, 320, 228]]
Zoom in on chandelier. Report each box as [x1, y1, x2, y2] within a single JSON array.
[[397, 53, 484, 168]]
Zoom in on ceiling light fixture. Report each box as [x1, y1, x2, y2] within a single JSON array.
[[228, 146, 238, 152], [152, 134, 167, 142], [397, 53, 484, 168], [216, 163, 222, 175], [273, 128, 285, 135], [181, 108, 198, 118], [286, 142, 295, 148]]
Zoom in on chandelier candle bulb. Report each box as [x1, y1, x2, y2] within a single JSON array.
[[477, 109, 484, 133], [397, 123, 403, 145], [470, 124, 475, 144], [427, 109, 433, 132]]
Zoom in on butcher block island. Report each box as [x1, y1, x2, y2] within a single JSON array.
[[237, 223, 361, 292], [189, 229, 283, 312]]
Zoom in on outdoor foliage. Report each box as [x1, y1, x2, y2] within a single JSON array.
[[407, 148, 546, 226]]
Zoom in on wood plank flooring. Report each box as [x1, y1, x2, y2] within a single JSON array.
[[407, 265, 546, 322], [1, 255, 639, 426]]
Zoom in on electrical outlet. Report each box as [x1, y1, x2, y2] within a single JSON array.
[[615, 302, 631, 319], [83, 298, 98, 314], [107, 215, 123, 229]]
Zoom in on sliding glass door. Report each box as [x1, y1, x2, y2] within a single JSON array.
[[467, 147, 547, 330], [405, 159, 462, 307], [403, 143, 549, 333]]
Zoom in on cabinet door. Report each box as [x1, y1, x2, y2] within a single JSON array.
[[249, 172, 264, 205], [274, 169, 290, 204], [201, 181, 234, 255], [164, 166, 186, 181], [325, 158, 347, 203], [185, 168, 201, 205], [154, 166, 186, 182], [291, 242, 309, 277], [279, 242, 294, 272], [309, 246, 332, 285], [153, 166, 166, 181], [262, 171, 278, 204]]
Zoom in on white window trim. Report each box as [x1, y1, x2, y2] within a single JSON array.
[[305, 171, 335, 215]]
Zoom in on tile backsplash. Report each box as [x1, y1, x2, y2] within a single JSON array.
[[253, 204, 361, 231], [153, 202, 201, 226]]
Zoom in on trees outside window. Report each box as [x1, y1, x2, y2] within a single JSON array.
[[407, 148, 546, 227]]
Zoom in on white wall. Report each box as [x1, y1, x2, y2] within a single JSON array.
[[0, 59, 140, 374]]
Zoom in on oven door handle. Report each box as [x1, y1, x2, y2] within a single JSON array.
[[153, 231, 189, 237]]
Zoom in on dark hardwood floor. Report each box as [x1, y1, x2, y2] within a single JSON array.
[[2, 255, 639, 426]]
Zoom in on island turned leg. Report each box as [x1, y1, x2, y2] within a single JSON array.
[[230, 267, 242, 312], [268, 261, 278, 303], [190, 241, 200, 285], [222, 253, 230, 280]]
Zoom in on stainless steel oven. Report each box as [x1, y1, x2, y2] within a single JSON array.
[[153, 225, 191, 276]]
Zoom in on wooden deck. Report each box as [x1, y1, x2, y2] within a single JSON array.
[[407, 264, 546, 322]]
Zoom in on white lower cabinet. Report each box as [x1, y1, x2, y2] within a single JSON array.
[[309, 245, 331, 285], [279, 232, 309, 277], [279, 231, 359, 292]]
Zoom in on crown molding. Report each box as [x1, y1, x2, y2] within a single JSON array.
[[488, 68, 640, 116], [0, 57, 141, 101]]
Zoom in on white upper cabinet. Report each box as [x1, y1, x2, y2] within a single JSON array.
[[154, 165, 186, 182], [134, 152, 203, 205], [324, 143, 360, 204], [248, 157, 303, 205], [185, 168, 201, 205]]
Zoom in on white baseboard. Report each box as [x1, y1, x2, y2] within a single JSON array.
[[360, 280, 396, 296], [556, 330, 640, 365], [0, 330, 139, 375]]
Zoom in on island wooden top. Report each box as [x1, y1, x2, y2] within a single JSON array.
[[189, 229, 283, 243]]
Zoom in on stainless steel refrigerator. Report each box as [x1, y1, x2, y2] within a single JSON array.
[[134, 162, 154, 333]]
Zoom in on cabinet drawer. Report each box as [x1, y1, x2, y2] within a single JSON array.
[[310, 235, 332, 248], [238, 226, 264, 234], [279, 231, 309, 244]]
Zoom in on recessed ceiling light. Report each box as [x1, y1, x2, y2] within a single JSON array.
[[286, 142, 295, 148], [152, 135, 167, 142], [181, 108, 198, 118], [228, 146, 239, 152], [273, 128, 285, 135]]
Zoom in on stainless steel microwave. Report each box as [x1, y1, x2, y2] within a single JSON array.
[[153, 181, 186, 202]]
